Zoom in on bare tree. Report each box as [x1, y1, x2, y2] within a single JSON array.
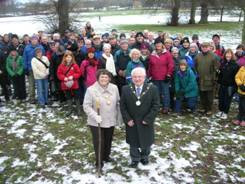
[[189, 0, 196, 24], [199, 0, 208, 24], [169, 0, 180, 26]]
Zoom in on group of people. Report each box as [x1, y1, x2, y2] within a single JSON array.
[[0, 21, 245, 169]]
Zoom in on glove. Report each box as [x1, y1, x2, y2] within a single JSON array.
[[164, 75, 171, 83], [239, 85, 245, 92], [95, 115, 102, 124]]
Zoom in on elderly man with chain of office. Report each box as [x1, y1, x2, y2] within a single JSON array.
[[120, 67, 160, 168]]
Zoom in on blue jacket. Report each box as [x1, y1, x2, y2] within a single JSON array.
[[175, 67, 198, 98], [125, 60, 145, 84], [23, 44, 44, 71]]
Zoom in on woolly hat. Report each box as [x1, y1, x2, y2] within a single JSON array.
[[87, 47, 95, 53], [238, 57, 245, 67], [180, 37, 190, 45], [179, 59, 187, 66]]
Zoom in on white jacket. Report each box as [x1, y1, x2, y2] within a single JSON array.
[[31, 56, 50, 79]]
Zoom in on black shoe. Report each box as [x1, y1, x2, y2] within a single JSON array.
[[140, 159, 149, 165], [129, 161, 139, 168], [104, 157, 113, 163]]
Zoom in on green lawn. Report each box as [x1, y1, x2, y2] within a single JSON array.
[[117, 22, 243, 33]]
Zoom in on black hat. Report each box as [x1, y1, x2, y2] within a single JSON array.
[[180, 37, 190, 45], [212, 34, 220, 39], [9, 47, 17, 52], [135, 32, 144, 38], [154, 37, 164, 45]]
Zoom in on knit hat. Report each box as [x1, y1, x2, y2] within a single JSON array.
[[87, 47, 95, 53], [179, 59, 187, 66], [103, 43, 111, 50], [180, 37, 190, 45], [238, 57, 245, 67], [31, 35, 39, 40]]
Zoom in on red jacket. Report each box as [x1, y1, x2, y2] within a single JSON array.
[[57, 63, 81, 90], [80, 59, 99, 87], [148, 50, 174, 80]]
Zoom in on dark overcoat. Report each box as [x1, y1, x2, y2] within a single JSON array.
[[120, 82, 160, 148]]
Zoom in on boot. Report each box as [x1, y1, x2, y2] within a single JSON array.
[[75, 100, 81, 116], [66, 99, 73, 116]]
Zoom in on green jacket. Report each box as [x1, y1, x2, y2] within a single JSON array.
[[175, 67, 199, 98], [195, 51, 220, 91], [6, 54, 24, 77]]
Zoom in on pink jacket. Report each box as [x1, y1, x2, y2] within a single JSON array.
[[148, 50, 174, 80], [80, 59, 98, 87]]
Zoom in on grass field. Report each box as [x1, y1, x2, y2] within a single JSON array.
[[0, 99, 244, 183], [117, 22, 243, 33]]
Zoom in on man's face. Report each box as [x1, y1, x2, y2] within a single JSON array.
[[128, 38, 136, 46], [93, 38, 101, 46], [201, 46, 209, 53], [120, 43, 128, 51], [212, 36, 220, 45], [132, 71, 145, 87], [31, 39, 38, 46]]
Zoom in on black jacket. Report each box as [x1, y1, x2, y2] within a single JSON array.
[[218, 60, 239, 86], [120, 82, 160, 148]]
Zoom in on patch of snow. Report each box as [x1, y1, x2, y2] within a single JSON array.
[[12, 158, 27, 167]]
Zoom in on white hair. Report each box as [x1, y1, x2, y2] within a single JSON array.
[[131, 67, 146, 77], [103, 43, 111, 50], [129, 48, 141, 59], [171, 47, 179, 53]]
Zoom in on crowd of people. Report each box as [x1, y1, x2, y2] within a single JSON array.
[[0, 21, 245, 169]]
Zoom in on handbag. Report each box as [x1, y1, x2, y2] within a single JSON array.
[[64, 80, 74, 88]]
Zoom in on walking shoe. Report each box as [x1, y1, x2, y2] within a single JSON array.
[[232, 120, 240, 125], [129, 161, 139, 168], [240, 121, 245, 127], [215, 111, 223, 117], [161, 108, 169, 114], [220, 113, 228, 120], [140, 159, 149, 165]]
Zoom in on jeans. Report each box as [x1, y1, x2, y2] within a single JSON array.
[[218, 85, 235, 114], [152, 80, 170, 109], [28, 71, 36, 101], [36, 79, 48, 105], [130, 146, 151, 162], [175, 96, 197, 113]]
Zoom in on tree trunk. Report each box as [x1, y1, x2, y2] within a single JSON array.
[[239, 9, 242, 22], [220, 6, 224, 22], [189, 0, 196, 24], [57, 0, 69, 36], [242, 9, 245, 44], [170, 0, 180, 26], [199, 1, 209, 24]]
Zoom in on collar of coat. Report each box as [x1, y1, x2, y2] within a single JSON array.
[[94, 81, 113, 95], [130, 82, 153, 99], [151, 49, 167, 57]]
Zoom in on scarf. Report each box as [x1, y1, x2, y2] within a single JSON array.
[[102, 53, 117, 76]]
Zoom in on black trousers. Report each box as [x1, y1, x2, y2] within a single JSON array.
[[12, 74, 26, 100], [238, 94, 245, 121], [89, 125, 114, 166], [199, 90, 214, 111], [0, 76, 9, 101], [218, 85, 235, 114]]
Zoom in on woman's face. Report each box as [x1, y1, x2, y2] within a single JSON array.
[[183, 42, 190, 49], [66, 55, 73, 64], [104, 48, 111, 55], [131, 51, 140, 61], [180, 64, 187, 71], [98, 74, 110, 87], [225, 52, 232, 61], [88, 52, 94, 59], [190, 46, 197, 53], [36, 51, 42, 58]]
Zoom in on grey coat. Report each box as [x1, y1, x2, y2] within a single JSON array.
[[83, 81, 122, 128]]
